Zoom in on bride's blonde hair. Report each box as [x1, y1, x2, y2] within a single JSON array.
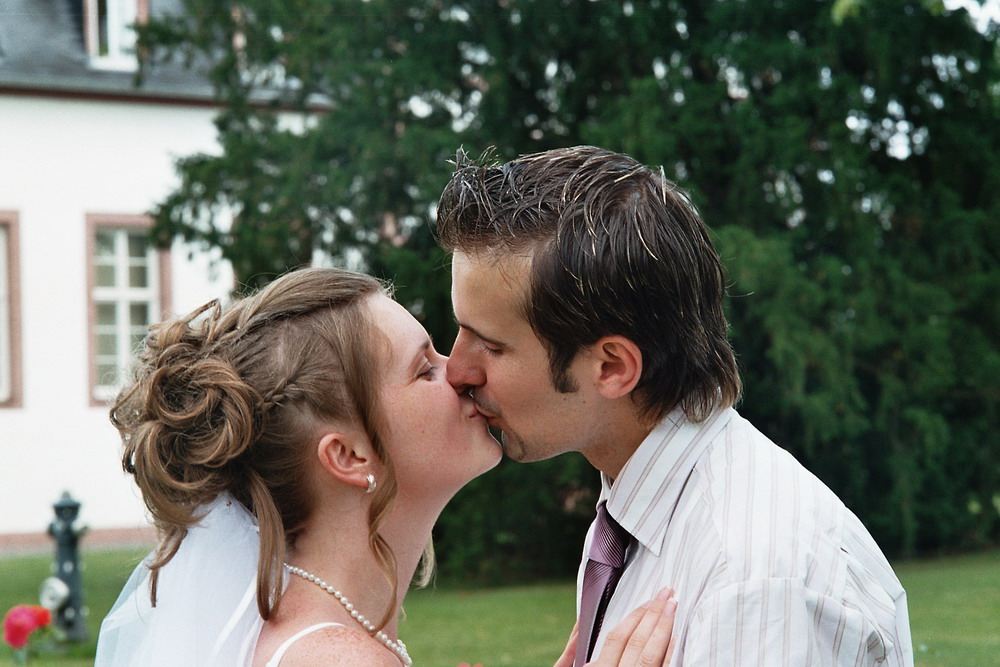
[[110, 267, 422, 629]]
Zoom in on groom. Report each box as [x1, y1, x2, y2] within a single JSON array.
[[436, 146, 913, 666]]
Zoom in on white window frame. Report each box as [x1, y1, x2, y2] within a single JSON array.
[[88, 216, 168, 404], [0, 213, 20, 408], [84, 0, 144, 71], [0, 223, 11, 404]]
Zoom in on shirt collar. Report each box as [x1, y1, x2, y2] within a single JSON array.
[[600, 407, 735, 556]]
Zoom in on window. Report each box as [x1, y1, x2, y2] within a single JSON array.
[[84, 0, 146, 71], [0, 213, 21, 407], [89, 217, 169, 403]]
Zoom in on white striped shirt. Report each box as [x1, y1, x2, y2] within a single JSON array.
[[580, 408, 913, 666]]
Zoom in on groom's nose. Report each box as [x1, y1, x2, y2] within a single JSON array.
[[446, 329, 486, 390]]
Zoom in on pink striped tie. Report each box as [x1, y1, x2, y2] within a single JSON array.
[[574, 502, 632, 666]]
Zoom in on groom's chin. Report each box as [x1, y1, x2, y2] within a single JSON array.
[[497, 430, 520, 461], [498, 431, 535, 463]]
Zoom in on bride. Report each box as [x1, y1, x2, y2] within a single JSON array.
[[95, 267, 675, 666]]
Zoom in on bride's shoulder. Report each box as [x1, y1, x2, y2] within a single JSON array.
[[266, 624, 401, 667]]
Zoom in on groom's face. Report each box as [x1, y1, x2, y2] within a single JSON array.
[[447, 251, 597, 462]]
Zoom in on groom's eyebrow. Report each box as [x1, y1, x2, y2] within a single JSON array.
[[455, 319, 507, 349]]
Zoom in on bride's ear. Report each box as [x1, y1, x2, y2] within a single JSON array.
[[315, 431, 377, 493]]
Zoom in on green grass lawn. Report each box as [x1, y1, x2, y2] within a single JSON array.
[[403, 583, 575, 665], [0, 546, 150, 667], [1, 547, 996, 666], [893, 549, 1000, 667]]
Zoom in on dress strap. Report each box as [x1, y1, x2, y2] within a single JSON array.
[[264, 622, 344, 667]]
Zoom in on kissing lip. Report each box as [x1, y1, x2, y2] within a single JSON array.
[[472, 403, 497, 421], [461, 391, 496, 420], [460, 395, 488, 420]]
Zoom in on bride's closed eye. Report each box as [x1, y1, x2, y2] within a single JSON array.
[[418, 360, 439, 380]]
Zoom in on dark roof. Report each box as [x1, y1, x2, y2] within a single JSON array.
[[0, 0, 215, 103]]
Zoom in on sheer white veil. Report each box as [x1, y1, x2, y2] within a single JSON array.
[[95, 493, 266, 666]]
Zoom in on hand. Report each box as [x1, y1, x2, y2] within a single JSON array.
[[555, 588, 678, 667], [553, 620, 580, 667], [590, 587, 677, 666]]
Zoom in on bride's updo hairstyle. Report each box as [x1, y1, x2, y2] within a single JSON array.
[[110, 267, 403, 627]]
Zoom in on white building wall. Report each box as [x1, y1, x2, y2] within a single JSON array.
[[0, 94, 233, 534]]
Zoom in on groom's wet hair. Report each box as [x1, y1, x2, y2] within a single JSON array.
[[436, 145, 740, 422]]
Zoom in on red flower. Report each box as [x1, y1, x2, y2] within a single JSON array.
[[3, 605, 51, 650]]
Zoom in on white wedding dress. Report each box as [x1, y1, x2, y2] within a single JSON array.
[[95, 493, 266, 666]]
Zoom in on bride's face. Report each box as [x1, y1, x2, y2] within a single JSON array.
[[367, 295, 501, 499]]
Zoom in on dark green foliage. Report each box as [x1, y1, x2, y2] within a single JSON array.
[[432, 453, 597, 583], [138, 1, 468, 290], [368, 227, 455, 349], [138, 0, 998, 575]]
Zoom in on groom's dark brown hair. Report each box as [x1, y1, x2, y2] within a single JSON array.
[[436, 145, 740, 423]]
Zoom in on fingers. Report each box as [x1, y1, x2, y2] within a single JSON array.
[[553, 620, 581, 667], [592, 600, 651, 663], [618, 588, 677, 666], [665, 633, 677, 666], [589, 587, 678, 666]]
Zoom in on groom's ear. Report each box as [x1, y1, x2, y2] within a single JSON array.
[[587, 335, 643, 400], [315, 430, 376, 493]]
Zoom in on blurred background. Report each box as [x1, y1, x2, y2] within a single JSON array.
[[1, 0, 997, 664]]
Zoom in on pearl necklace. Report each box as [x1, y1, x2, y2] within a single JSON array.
[[284, 563, 412, 666]]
